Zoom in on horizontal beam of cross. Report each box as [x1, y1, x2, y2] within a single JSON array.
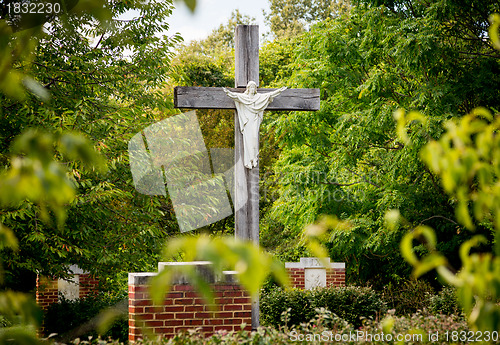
[[174, 86, 320, 111]]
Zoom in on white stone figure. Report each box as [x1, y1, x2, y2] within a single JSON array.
[[223, 81, 287, 169]]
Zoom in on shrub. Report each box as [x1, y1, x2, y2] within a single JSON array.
[[381, 279, 435, 315], [60, 310, 469, 345], [314, 286, 386, 327], [60, 327, 292, 345], [260, 285, 386, 328], [260, 288, 317, 328], [427, 286, 462, 316], [44, 291, 128, 342]]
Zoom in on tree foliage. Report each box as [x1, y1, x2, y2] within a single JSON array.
[[260, 0, 500, 286], [264, 0, 351, 37], [0, 0, 198, 341], [0, 0, 186, 288], [401, 103, 500, 331]]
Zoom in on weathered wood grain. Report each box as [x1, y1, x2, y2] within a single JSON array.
[[234, 25, 260, 331], [174, 86, 321, 111], [235, 25, 259, 88]]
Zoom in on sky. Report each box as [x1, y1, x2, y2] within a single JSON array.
[[165, 0, 271, 43]]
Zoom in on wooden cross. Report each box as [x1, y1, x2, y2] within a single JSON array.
[[174, 24, 319, 241], [174, 25, 319, 327]]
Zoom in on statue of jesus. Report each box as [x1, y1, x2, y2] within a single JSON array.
[[223, 81, 287, 169]]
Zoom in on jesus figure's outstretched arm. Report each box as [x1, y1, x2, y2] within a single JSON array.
[[222, 87, 240, 100], [267, 86, 287, 102]]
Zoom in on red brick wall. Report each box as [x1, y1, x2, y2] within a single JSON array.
[[287, 268, 305, 290], [286, 267, 345, 289], [128, 283, 252, 341], [35, 274, 99, 311], [79, 274, 100, 298], [326, 267, 345, 287], [36, 275, 58, 311]]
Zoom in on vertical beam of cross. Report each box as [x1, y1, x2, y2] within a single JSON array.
[[234, 25, 260, 246], [234, 25, 260, 329]]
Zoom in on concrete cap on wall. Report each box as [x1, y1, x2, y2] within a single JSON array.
[[128, 272, 157, 286], [154, 262, 242, 284], [284, 258, 346, 269]]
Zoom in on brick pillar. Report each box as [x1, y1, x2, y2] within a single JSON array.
[[36, 267, 99, 337], [36, 275, 59, 311], [129, 262, 252, 342], [36, 266, 100, 311], [285, 258, 345, 289]]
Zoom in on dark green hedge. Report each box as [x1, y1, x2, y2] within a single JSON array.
[[44, 292, 128, 342], [260, 286, 386, 328], [428, 287, 462, 316], [381, 279, 435, 315]]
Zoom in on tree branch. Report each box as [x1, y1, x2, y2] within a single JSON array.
[[322, 181, 364, 187], [93, 32, 106, 50], [303, 142, 331, 159], [418, 215, 458, 226], [345, 167, 381, 188]]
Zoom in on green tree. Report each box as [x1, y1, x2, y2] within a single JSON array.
[[397, 16, 500, 333], [0, 0, 187, 289], [400, 106, 500, 332], [260, 0, 500, 286], [0, 129, 105, 344], [203, 9, 257, 51], [264, 0, 351, 37], [0, 0, 198, 341]]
